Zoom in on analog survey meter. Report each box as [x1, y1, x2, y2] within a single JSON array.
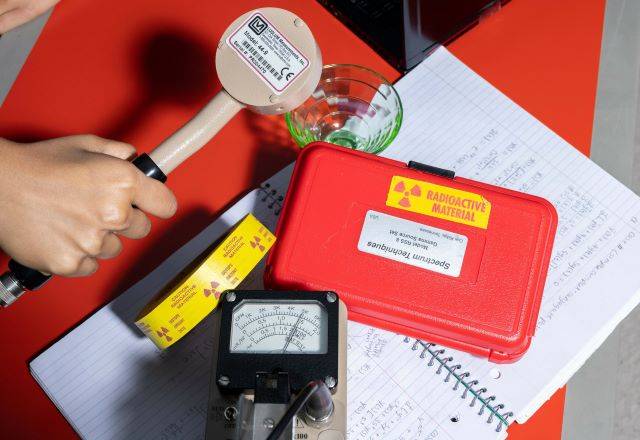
[[206, 290, 347, 440]]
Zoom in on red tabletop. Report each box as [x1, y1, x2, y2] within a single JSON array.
[[0, 0, 604, 438]]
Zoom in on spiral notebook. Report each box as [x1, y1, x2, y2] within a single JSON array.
[[30, 47, 640, 440]]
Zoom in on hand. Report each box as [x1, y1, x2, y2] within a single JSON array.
[[0, 0, 59, 34], [0, 135, 177, 277]]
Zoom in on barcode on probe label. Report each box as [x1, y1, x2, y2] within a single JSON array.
[[227, 13, 309, 94]]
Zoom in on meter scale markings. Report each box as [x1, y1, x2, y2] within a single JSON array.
[[230, 301, 328, 354]]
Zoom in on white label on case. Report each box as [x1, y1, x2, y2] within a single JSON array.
[[227, 12, 309, 94], [357, 210, 468, 277]]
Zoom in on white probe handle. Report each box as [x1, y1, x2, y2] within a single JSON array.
[[150, 89, 244, 174]]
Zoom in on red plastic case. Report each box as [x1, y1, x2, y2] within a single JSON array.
[[265, 143, 557, 362]]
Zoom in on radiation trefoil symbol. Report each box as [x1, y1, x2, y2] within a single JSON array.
[[394, 180, 422, 207], [204, 281, 222, 299], [155, 327, 172, 343], [250, 236, 266, 252]]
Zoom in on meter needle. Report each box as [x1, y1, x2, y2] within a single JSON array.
[[282, 312, 304, 353]]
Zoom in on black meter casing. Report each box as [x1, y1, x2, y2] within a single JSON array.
[[206, 290, 347, 440], [216, 290, 340, 393]]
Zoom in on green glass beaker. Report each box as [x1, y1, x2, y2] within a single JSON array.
[[285, 64, 402, 154]]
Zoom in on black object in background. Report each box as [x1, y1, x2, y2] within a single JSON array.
[[319, 0, 511, 71]]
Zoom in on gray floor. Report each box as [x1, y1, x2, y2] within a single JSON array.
[[563, 0, 640, 439], [1, 2, 639, 439], [0, 10, 50, 106]]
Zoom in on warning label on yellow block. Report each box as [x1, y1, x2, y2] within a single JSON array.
[[386, 176, 491, 229], [135, 214, 275, 349]]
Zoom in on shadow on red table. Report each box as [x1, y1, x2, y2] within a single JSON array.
[[104, 26, 219, 141]]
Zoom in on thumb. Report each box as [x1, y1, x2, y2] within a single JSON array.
[[67, 135, 137, 160]]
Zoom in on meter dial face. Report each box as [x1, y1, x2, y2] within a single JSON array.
[[230, 300, 328, 354]]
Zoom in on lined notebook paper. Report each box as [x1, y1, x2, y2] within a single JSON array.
[[31, 47, 640, 440]]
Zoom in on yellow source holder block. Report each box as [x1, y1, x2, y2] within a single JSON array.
[[135, 214, 275, 349]]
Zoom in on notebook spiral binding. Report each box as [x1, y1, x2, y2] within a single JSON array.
[[257, 182, 285, 215], [403, 337, 514, 433]]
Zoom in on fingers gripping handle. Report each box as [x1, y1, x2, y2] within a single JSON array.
[[0, 91, 243, 307], [0, 156, 166, 307]]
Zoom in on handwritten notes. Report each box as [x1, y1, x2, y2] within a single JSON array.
[[382, 47, 640, 422]]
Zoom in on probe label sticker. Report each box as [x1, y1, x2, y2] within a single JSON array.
[[227, 12, 309, 94], [358, 210, 468, 277], [386, 176, 492, 229]]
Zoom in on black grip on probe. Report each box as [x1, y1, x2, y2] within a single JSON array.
[[132, 153, 167, 183], [0, 154, 166, 304]]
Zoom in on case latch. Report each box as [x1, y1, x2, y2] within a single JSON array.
[[408, 161, 455, 179]]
